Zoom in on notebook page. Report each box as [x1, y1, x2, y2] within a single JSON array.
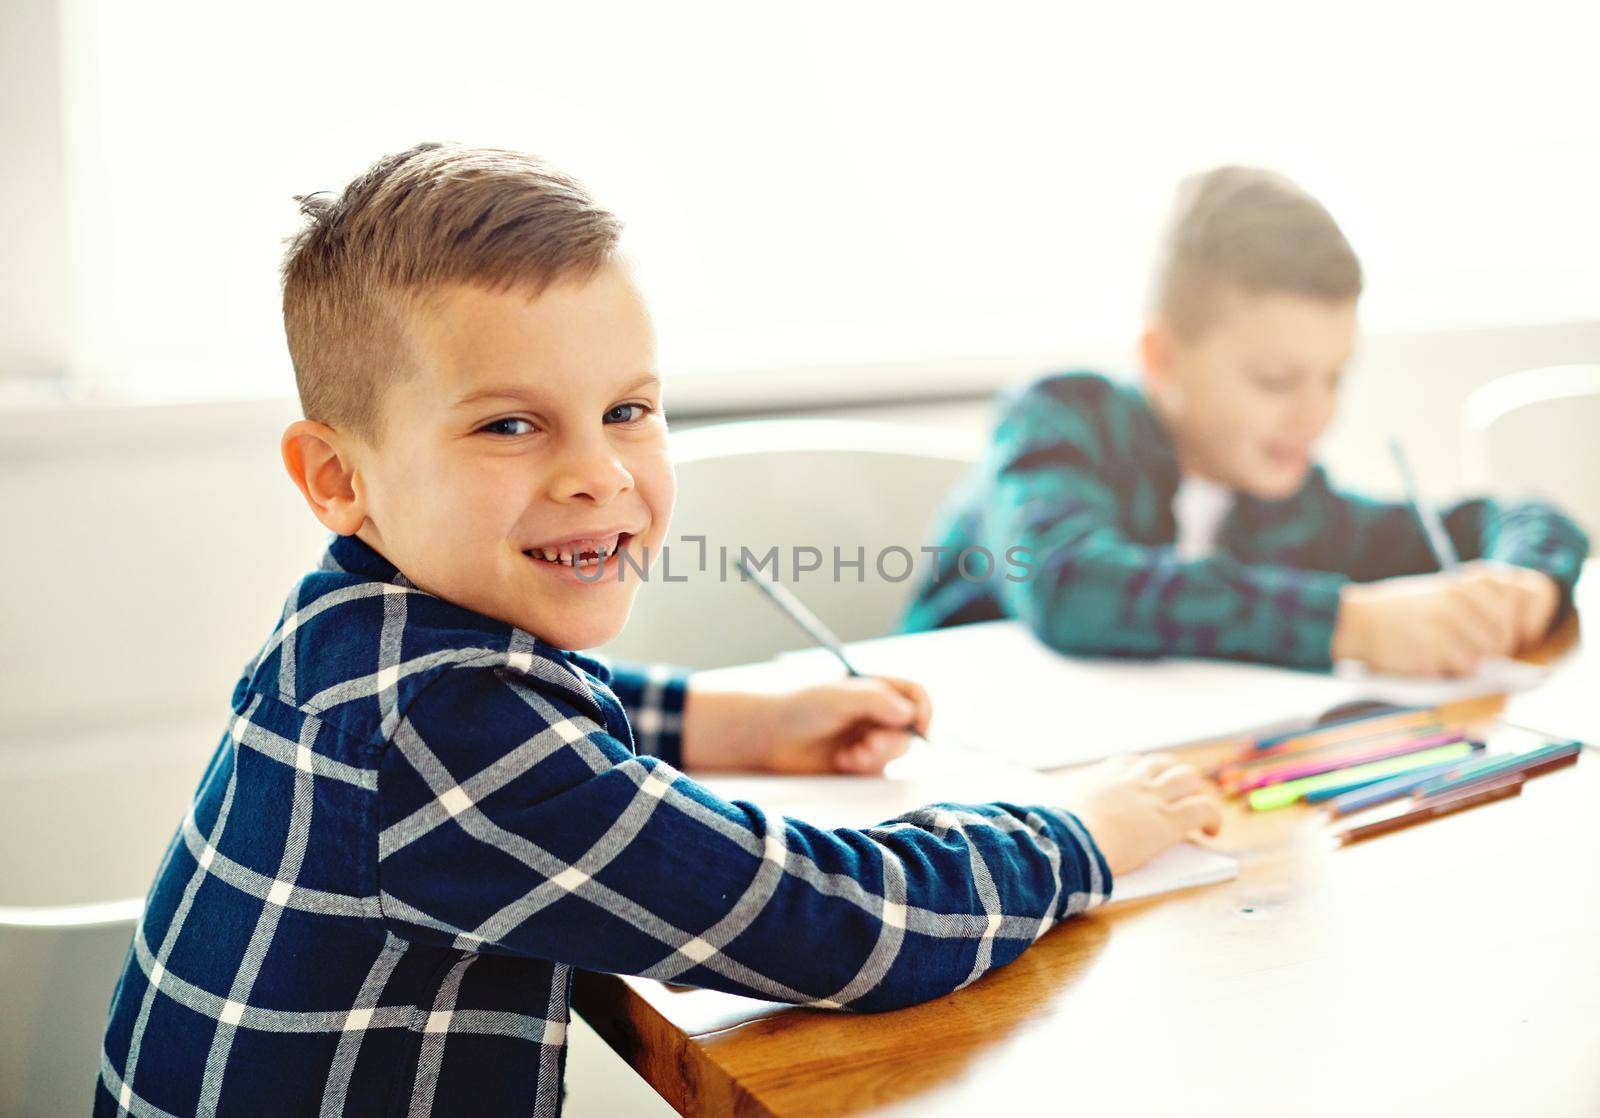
[[1334, 656, 1550, 708], [770, 621, 1362, 769], [1108, 842, 1239, 904]]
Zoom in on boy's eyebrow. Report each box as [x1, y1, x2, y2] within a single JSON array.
[[451, 373, 660, 408]]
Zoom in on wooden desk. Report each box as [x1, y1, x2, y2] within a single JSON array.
[[575, 585, 1598, 1118]]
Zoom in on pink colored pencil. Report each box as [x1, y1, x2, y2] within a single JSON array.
[[1233, 731, 1470, 792]]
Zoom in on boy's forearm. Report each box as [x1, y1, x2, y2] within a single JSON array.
[[1476, 499, 1591, 613], [680, 685, 776, 771]]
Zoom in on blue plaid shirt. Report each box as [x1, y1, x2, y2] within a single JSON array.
[[98, 533, 1111, 1117]]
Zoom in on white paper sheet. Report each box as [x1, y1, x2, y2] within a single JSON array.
[[759, 621, 1364, 769], [1108, 842, 1239, 903], [1501, 651, 1600, 746], [1333, 656, 1550, 708]]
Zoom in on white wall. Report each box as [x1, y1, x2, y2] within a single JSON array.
[[0, 0, 74, 382], [7, 0, 1599, 404]]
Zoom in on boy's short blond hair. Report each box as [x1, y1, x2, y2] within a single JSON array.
[[281, 142, 622, 441], [1151, 165, 1362, 340]]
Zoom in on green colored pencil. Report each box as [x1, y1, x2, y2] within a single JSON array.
[[1248, 742, 1477, 812]]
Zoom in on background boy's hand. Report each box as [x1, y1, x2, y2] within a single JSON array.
[[1331, 562, 1560, 677], [1058, 753, 1222, 876], [757, 677, 932, 774], [682, 676, 932, 775], [1465, 560, 1561, 646]]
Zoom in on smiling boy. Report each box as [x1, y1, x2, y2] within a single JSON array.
[[95, 143, 1219, 1117], [906, 166, 1589, 676]]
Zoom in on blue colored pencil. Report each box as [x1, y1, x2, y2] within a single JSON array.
[[1390, 439, 1460, 570], [1323, 758, 1480, 815]]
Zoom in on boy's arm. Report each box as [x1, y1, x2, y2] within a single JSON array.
[[985, 388, 1346, 669], [1330, 490, 1590, 619], [602, 662, 689, 766], [377, 666, 1110, 1013]]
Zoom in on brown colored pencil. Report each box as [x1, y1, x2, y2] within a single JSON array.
[[1334, 773, 1525, 845]]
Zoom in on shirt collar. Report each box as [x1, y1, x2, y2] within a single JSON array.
[[319, 531, 615, 684], [323, 533, 406, 584]]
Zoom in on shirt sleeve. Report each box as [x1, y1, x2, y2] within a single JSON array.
[[375, 665, 1111, 1013], [601, 662, 690, 767], [1321, 489, 1590, 622], [983, 388, 1347, 669]]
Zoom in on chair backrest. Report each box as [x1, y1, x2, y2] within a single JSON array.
[[597, 419, 982, 668], [1462, 364, 1600, 540], [0, 901, 140, 1118]]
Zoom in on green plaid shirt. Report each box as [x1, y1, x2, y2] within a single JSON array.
[[904, 372, 1589, 669]]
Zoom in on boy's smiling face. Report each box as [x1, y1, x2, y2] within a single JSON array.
[[1142, 289, 1358, 500], [350, 261, 674, 650]]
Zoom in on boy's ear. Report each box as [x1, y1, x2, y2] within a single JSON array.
[[281, 420, 369, 536], [1139, 320, 1185, 412], [1139, 321, 1172, 383]]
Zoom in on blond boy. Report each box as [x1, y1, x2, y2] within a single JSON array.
[[96, 144, 1218, 1117], [906, 166, 1588, 676]]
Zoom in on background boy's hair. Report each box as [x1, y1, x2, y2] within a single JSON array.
[[281, 142, 622, 441], [1151, 165, 1362, 340]]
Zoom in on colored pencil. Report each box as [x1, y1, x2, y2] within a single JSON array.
[[1321, 758, 1477, 815], [1230, 731, 1470, 794], [1253, 704, 1427, 750], [1335, 773, 1523, 845], [1247, 742, 1478, 812], [1412, 741, 1582, 800], [1390, 439, 1460, 570], [1219, 708, 1441, 774], [735, 556, 928, 745], [1219, 720, 1448, 784]]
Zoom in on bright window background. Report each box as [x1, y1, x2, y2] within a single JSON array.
[[59, 0, 1600, 401]]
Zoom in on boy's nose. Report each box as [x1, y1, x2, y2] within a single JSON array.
[[548, 438, 633, 506]]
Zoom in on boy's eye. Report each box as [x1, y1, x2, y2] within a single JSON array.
[[604, 403, 651, 424], [479, 417, 536, 437]]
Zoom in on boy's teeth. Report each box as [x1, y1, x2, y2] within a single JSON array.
[[530, 535, 624, 567]]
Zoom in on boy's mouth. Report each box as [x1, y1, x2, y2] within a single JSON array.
[[523, 532, 634, 576], [1262, 441, 1310, 470]]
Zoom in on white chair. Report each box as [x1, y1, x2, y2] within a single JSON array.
[[597, 419, 982, 668], [1462, 364, 1600, 540], [0, 900, 141, 1117]]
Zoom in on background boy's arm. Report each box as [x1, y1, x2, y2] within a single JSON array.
[[1326, 488, 1588, 615], [1315, 488, 1589, 674], [984, 384, 1346, 669], [377, 665, 1114, 1014]]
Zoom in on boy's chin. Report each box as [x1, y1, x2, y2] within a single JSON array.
[[1235, 460, 1312, 502], [1240, 465, 1312, 502], [519, 605, 632, 654]]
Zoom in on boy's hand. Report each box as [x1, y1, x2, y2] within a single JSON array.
[[1331, 562, 1561, 677], [1059, 754, 1222, 876], [759, 677, 933, 774], [681, 676, 932, 775], [1469, 560, 1561, 646]]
